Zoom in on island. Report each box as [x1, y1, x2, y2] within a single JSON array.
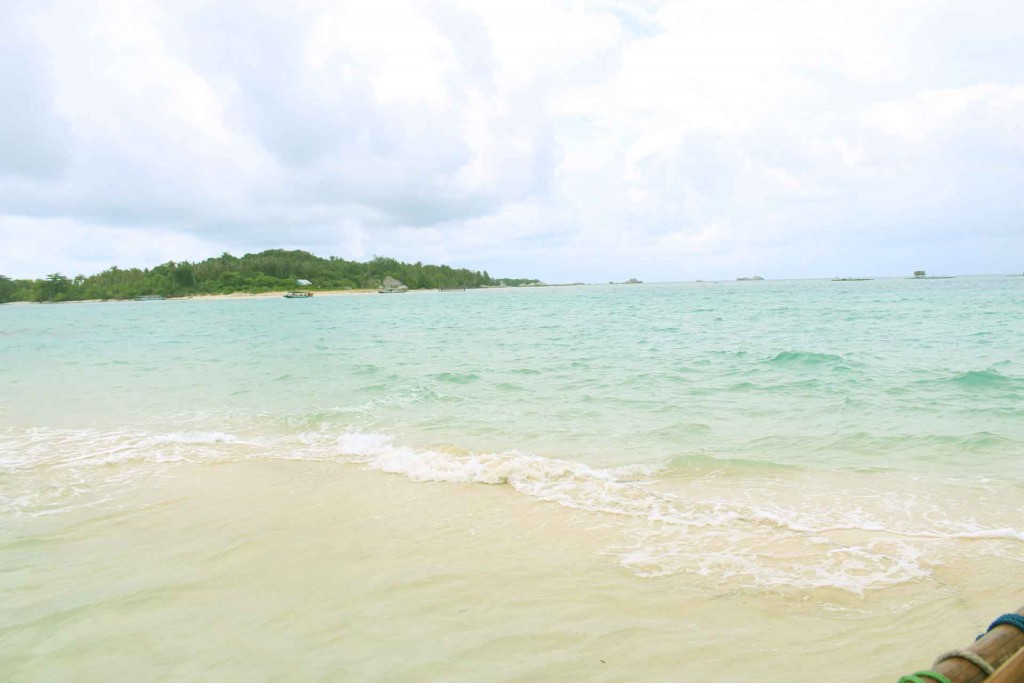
[[0, 250, 535, 303]]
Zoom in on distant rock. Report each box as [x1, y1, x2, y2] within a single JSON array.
[[378, 276, 409, 293]]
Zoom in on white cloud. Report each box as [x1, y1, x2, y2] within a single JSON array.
[[0, 216, 222, 277], [473, 0, 622, 86], [1, 0, 1023, 281], [308, 1, 457, 108], [865, 82, 1024, 144]]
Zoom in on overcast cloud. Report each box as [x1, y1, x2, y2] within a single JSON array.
[[1, 0, 1022, 281]]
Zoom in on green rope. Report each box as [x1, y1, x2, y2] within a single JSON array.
[[898, 672, 954, 683]]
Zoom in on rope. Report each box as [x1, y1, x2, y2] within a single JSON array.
[[933, 649, 995, 676], [977, 613, 1024, 641], [898, 672, 954, 683], [988, 614, 1024, 635], [903, 612, 1024, 681]]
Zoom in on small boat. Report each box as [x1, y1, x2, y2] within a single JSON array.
[[284, 279, 314, 298], [134, 295, 165, 301]]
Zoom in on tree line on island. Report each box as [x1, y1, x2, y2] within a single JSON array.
[[0, 250, 541, 303]]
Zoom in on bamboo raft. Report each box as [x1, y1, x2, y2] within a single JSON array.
[[898, 608, 1024, 682]]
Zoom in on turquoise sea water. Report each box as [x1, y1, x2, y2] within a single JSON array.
[[4, 277, 1022, 471], [2, 276, 1023, 681]]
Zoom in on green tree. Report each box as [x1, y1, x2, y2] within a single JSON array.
[[38, 273, 70, 301], [10, 250, 533, 301], [0, 275, 15, 303], [172, 262, 195, 293]]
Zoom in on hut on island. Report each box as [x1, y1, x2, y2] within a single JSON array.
[[378, 276, 408, 294]]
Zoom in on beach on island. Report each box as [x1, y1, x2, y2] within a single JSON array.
[[174, 288, 383, 301], [2, 288, 413, 305]]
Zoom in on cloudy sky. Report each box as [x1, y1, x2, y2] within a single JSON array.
[[1, 0, 1022, 282]]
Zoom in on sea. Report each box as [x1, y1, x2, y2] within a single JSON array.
[[1, 276, 1022, 682]]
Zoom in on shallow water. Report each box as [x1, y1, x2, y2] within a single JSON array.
[[2, 277, 1023, 681]]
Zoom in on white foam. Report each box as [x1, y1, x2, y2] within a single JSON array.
[[142, 431, 243, 445], [4, 425, 1022, 594], [321, 431, 990, 594], [0, 426, 259, 518], [332, 431, 665, 517], [952, 528, 1024, 541]]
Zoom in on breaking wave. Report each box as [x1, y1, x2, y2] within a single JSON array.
[[3, 425, 1023, 596]]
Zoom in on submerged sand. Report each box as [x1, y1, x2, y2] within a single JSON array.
[[2, 458, 1014, 682]]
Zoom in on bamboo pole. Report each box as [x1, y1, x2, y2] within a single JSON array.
[[912, 607, 1024, 683], [988, 644, 1024, 683]]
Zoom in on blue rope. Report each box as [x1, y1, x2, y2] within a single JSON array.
[[977, 612, 1024, 640], [989, 613, 1024, 634]]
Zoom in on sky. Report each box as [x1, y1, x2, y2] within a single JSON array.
[[1, 0, 1022, 283]]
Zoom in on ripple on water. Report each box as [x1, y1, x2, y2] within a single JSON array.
[[430, 372, 480, 384], [948, 369, 1024, 392]]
